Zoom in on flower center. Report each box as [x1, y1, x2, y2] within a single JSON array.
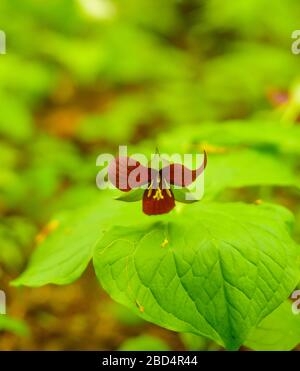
[[153, 188, 164, 200], [147, 178, 172, 200]]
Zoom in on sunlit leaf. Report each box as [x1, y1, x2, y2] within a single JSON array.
[[93, 202, 300, 349], [245, 300, 300, 351]]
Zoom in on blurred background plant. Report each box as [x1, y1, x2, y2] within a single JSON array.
[[0, 0, 300, 350]]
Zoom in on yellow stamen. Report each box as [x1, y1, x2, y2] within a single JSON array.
[[147, 181, 153, 197], [163, 179, 172, 198], [166, 188, 172, 198], [153, 188, 164, 200]]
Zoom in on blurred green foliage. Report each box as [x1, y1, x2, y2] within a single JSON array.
[[1, 0, 300, 350]]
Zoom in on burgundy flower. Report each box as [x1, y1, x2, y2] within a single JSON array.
[[108, 152, 207, 215]]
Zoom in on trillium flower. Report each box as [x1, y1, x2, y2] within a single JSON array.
[[108, 152, 207, 215]]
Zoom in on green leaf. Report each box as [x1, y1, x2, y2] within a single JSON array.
[[0, 316, 29, 337], [12, 208, 100, 286], [116, 188, 144, 202], [204, 150, 300, 198], [12, 193, 150, 287], [173, 187, 199, 203], [154, 129, 300, 198], [93, 202, 300, 350], [244, 300, 300, 351]]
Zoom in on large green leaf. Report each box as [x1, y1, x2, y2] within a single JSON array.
[[115, 188, 145, 202], [93, 202, 300, 350], [244, 300, 300, 351], [12, 193, 150, 287], [204, 150, 300, 197]]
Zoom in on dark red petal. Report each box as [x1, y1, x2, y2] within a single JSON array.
[[142, 189, 175, 215], [108, 156, 150, 191], [162, 151, 207, 187]]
